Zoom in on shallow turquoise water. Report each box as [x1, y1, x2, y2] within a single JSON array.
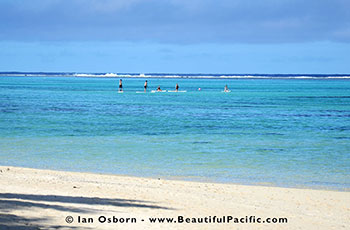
[[1, 77, 350, 189]]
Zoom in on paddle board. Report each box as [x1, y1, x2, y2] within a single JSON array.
[[168, 90, 187, 93], [151, 90, 167, 93]]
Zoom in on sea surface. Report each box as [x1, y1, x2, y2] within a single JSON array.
[[1, 75, 350, 190]]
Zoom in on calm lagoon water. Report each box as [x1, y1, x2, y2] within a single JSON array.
[[1, 76, 349, 190]]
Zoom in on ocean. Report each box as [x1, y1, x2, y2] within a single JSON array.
[[0, 74, 349, 190]]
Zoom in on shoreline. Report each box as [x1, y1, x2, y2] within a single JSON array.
[[1, 165, 349, 229], [3, 164, 349, 193]]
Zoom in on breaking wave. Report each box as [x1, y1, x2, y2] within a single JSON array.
[[1, 72, 349, 79]]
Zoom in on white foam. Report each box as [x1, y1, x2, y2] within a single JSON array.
[[287, 76, 314, 79], [104, 73, 118, 77], [74, 73, 118, 77], [326, 76, 350, 79], [74, 73, 94, 77], [7, 72, 349, 79], [220, 75, 264, 79]]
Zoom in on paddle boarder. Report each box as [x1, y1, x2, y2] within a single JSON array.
[[144, 80, 148, 92], [224, 85, 229, 92], [119, 79, 123, 92]]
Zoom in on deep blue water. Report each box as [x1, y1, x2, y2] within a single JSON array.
[[0, 76, 350, 190]]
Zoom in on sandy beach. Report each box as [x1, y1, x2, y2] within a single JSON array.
[[0, 166, 348, 230]]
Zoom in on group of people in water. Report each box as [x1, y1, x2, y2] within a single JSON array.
[[118, 79, 229, 92]]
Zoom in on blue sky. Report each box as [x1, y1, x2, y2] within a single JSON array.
[[0, 0, 349, 73]]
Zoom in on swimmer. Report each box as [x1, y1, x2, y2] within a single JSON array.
[[157, 86, 162, 92]]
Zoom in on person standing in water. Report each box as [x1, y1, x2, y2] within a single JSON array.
[[144, 80, 148, 92], [119, 79, 123, 92], [157, 86, 162, 91], [224, 84, 229, 92], [175, 83, 179, 92]]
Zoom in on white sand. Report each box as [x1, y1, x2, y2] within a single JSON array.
[[0, 166, 349, 230]]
